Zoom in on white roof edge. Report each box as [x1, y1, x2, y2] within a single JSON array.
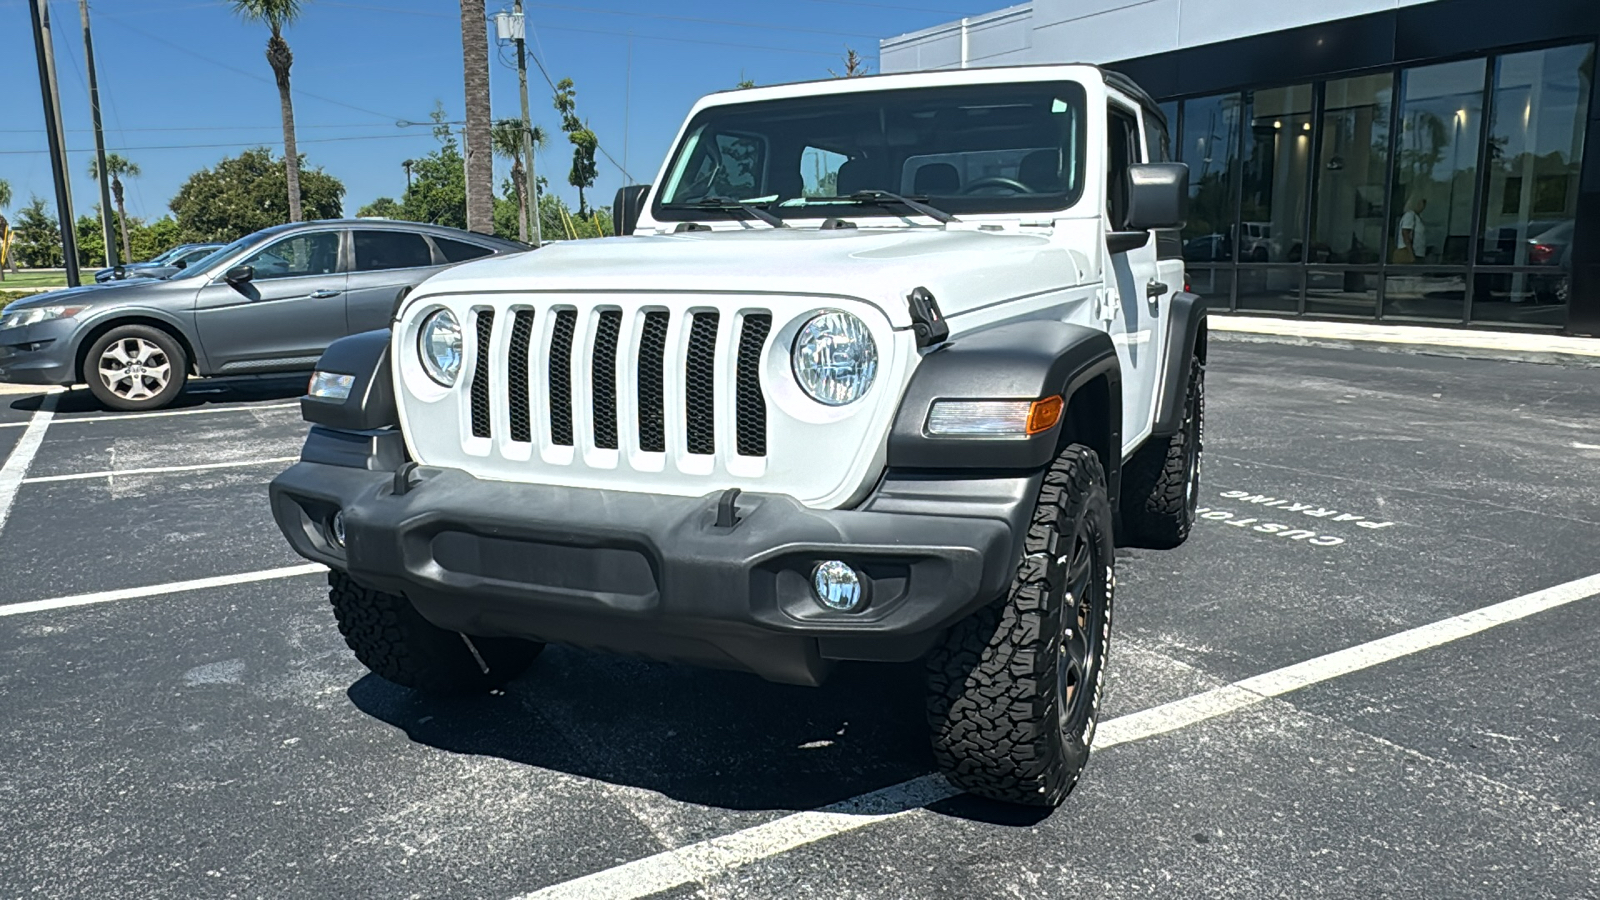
[[880, 2, 1032, 49], [696, 62, 1104, 112]]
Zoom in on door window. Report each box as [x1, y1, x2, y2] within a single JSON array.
[[1106, 107, 1142, 229], [354, 230, 434, 271], [240, 232, 341, 281], [434, 236, 495, 263]]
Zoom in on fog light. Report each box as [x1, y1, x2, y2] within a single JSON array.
[[329, 510, 346, 548], [812, 560, 864, 611]]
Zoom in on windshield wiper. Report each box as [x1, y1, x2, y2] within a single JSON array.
[[844, 190, 958, 224], [664, 196, 787, 228]]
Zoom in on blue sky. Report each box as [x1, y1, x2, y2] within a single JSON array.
[[0, 0, 999, 228]]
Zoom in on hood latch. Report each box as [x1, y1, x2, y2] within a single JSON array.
[[908, 287, 949, 349]]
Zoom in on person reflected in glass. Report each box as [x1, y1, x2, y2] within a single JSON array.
[[1394, 196, 1427, 264]]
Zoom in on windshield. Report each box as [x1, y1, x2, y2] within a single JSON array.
[[653, 81, 1087, 222], [165, 234, 262, 281]]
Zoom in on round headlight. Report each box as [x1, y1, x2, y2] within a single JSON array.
[[791, 311, 878, 406], [418, 308, 463, 386]]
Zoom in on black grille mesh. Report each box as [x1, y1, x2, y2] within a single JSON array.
[[548, 309, 577, 446], [469, 310, 494, 439], [591, 310, 622, 450], [735, 314, 771, 457], [507, 310, 534, 442], [637, 311, 669, 452], [685, 312, 719, 455]]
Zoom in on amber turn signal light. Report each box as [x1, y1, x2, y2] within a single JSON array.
[[1026, 395, 1064, 435]]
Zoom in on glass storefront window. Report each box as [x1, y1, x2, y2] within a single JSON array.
[[1476, 45, 1592, 268], [1236, 267, 1303, 313], [1313, 74, 1393, 265], [1384, 270, 1467, 322], [1240, 84, 1314, 265], [1178, 93, 1243, 264], [1306, 269, 1380, 318], [1389, 59, 1486, 268], [1186, 266, 1234, 312]]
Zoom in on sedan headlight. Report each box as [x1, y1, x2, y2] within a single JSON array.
[[791, 311, 878, 406], [0, 305, 90, 331], [418, 308, 463, 386]]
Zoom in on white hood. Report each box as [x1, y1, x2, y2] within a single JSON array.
[[415, 226, 1087, 328]]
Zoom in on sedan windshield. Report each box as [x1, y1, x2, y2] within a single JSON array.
[[654, 81, 1087, 222]]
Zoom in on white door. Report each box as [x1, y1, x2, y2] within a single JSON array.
[[1102, 93, 1166, 453]]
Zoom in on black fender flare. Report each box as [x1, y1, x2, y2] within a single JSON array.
[[887, 320, 1123, 477], [1150, 291, 1207, 438], [300, 329, 398, 432]]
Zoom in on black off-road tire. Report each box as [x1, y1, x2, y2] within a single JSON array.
[[83, 324, 189, 411], [327, 570, 543, 693], [1119, 352, 1204, 549], [927, 443, 1115, 806]]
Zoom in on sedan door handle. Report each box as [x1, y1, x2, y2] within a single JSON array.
[[309, 289, 343, 299], [1146, 281, 1168, 299]]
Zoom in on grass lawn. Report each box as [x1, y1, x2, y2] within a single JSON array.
[[0, 271, 70, 289]]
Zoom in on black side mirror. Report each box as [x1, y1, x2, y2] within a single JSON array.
[[112, 265, 125, 279], [613, 184, 651, 236], [1124, 162, 1188, 231], [224, 264, 255, 285], [173, 259, 188, 270]]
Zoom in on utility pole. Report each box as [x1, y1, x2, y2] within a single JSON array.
[[29, 0, 79, 286], [504, 3, 541, 247], [81, 0, 117, 268]]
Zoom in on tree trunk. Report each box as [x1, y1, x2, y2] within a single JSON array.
[[267, 32, 302, 223], [112, 177, 132, 263], [460, 1, 493, 234], [511, 158, 527, 243]]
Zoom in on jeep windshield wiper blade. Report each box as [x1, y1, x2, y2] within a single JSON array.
[[665, 196, 787, 228], [844, 190, 959, 224]]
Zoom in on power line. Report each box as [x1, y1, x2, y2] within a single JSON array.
[[0, 131, 441, 156], [515, 2, 883, 40], [95, 10, 416, 124]]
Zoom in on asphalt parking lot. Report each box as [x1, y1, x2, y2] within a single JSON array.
[[2, 341, 1598, 899]]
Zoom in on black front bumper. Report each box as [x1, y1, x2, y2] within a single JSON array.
[[270, 451, 1036, 685]]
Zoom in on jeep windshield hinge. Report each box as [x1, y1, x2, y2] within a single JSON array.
[[908, 287, 949, 349]]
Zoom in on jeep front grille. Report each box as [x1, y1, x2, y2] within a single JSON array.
[[468, 306, 772, 460]]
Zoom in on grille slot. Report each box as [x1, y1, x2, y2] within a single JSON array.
[[548, 309, 577, 446], [507, 310, 534, 442], [592, 310, 622, 450], [685, 312, 719, 455], [735, 314, 771, 457], [469, 310, 494, 439], [637, 311, 669, 453]]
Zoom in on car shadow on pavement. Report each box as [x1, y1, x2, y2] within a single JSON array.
[[7, 376, 307, 415], [348, 645, 949, 814]]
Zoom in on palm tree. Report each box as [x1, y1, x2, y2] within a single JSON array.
[[87, 154, 139, 264], [0, 178, 11, 280], [460, 0, 493, 234], [491, 119, 546, 243], [231, 0, 305, 222]]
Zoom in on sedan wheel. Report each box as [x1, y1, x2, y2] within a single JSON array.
[[83, 324, 189, 411]]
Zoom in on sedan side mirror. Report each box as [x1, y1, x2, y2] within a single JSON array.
[[224, 264, 255, 285], [1124, 162, 1189, 231], [173, 259, 188, 270], [613, 184, 651, 236], [112, 265, 125, 279]]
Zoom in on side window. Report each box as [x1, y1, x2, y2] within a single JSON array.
[[801, 146, 848, 198], [434, 237, 495, 263], [1107, 107, 1142, 229], [354, 230, 434, 272], [1142, 110, 1171, 162], [239, 232, 341, 281]]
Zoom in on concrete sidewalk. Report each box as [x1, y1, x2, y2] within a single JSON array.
[[1211, 315, 1600, 366]]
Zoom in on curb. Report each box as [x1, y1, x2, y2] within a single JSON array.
[[1209, 315, 1600, 367]]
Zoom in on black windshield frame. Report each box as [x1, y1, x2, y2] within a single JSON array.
[[651, 81, 1089, 223]]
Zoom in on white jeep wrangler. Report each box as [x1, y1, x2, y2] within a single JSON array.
[[270, 64, 1206, 807]]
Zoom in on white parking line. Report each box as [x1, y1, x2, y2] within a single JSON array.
[[0, 401, 300, 429], [516, 571, 1600, 900], [0, 391, 59, 536], [0, 563, 326, 618], [23, 456, 299, 484]]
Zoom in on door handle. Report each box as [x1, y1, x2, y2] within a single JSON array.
[[309, 289, 343, 299], [1146, 281, 1168, 299]]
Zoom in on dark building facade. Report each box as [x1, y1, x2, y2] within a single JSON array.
[[884, 0, 1600, 335]]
